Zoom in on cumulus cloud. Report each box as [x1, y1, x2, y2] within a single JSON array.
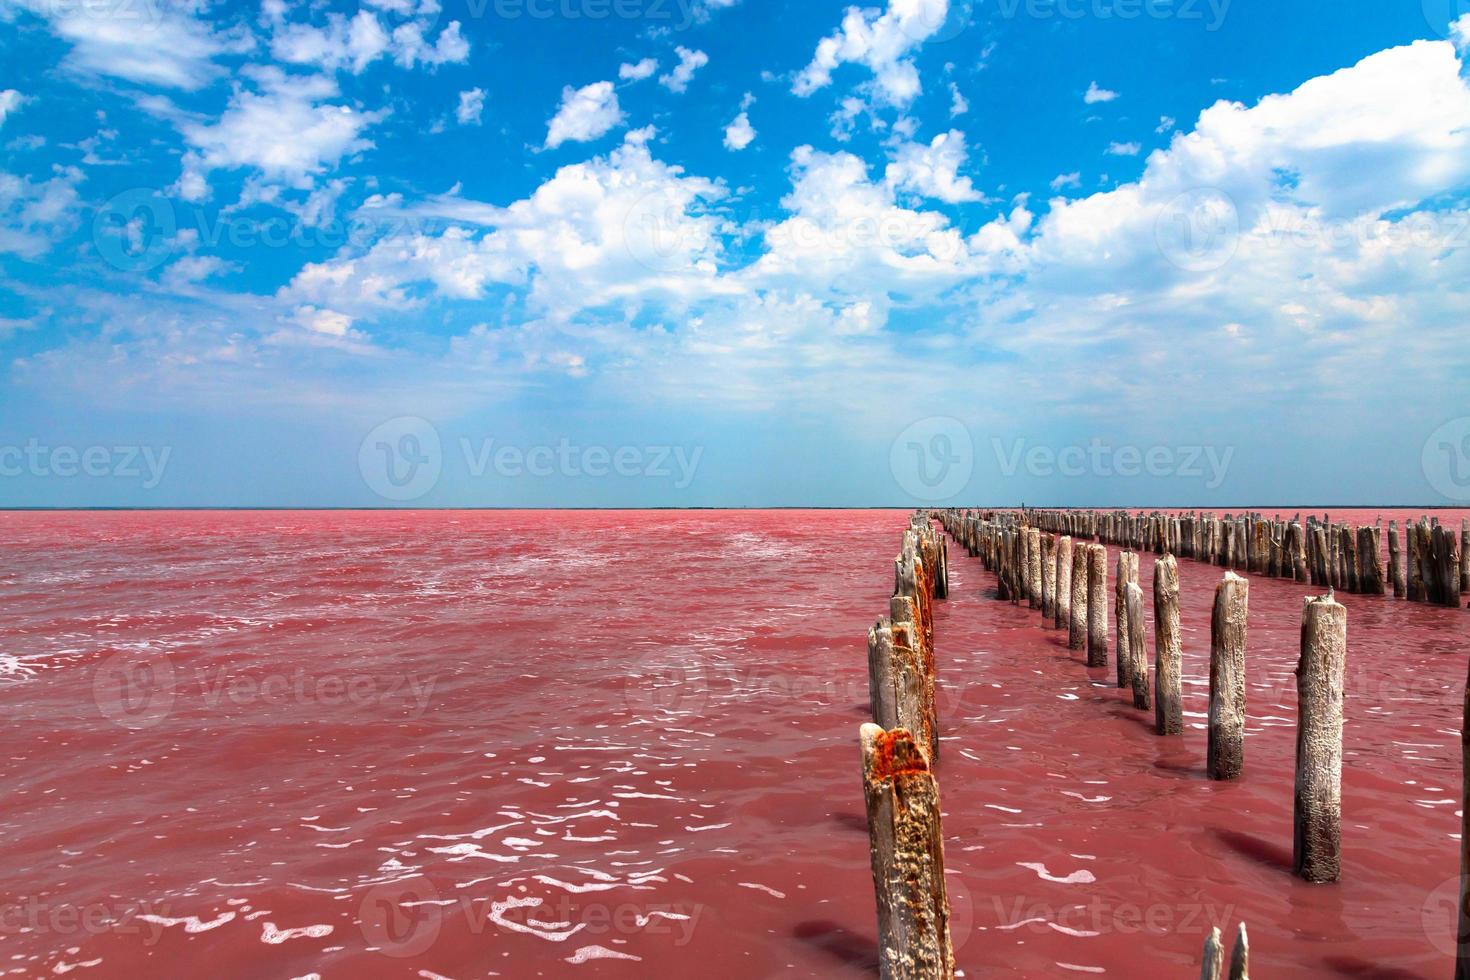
[[0, 90, 26, 129], [0, 166, 83, 258], [1084, 81, 1118, 104], [724, 112, 756, 151], [619, 58, 658, 82], [457, 88, 485, 125], [949, 82, 969, 117], [1106, 141, 1141, 156], [175, 69, 387, 200], [793, 0, 950, 107], [9, 0, 234, 89], [285, 131, 730, 319], [724, 93, 756, 150], [545, 81, 625, 149], [659, 47, 709, 93], [884, 130, 985, 203], [267, 3, 466, 73]]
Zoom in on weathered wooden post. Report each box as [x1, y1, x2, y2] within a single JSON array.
[[1116, 551, 1138, 689], [1388, 521, 1406, 598], [869, 619, 928, 757], [1154, 555, 1183, 736], [1230, 923, 1249, 979], [1294, 593, 1346, 884], [1027, 527, 1043, 610], [1356, 526, 1383, 596], [1041, 533, 1057, 621], [860, 724, 955, 979], [1069, 540, 1089, 651], [1087, 544, 1109, 668], [1438, 525, 1463, 608], [1458, 650, 1469, 980], [1208, 572, 1249, 781], [1126, 582, 1150, 710], [1055, 535, 1073, 631], [1462, 518, 1470, 595], [1201, 928, 1225, 980]]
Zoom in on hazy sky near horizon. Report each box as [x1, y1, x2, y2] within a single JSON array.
[[2, 0, 1470, 507]]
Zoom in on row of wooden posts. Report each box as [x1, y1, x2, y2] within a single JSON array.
[[940, 507, 1350, 884], [859, 513, 1260, 976], [860, 513, 956, 978], [1015, 508, 1469, 607]]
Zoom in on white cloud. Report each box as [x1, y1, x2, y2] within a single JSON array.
[[0, 90, 26, 128], [949, 82, 969, 117], [545, 81, 625, 149], [619, 58, 658, 82], [286, 131, 730, 319], [1050, 172, 1081, 191], [1106, 141, 1141, 156], [11, 0, 234, 90], [1452, 14, 1470, 50], [457, 88, 485, 125], [1084, 81, 1119, 104], [0, 166, 83, 258], [659, 47, 709, 93], [389, 20, 469, 68], [793, 0, 950, 107], [270, 11, 389, 74], [885, 130, 985, 203], [724, 112, 756, 151], [293, 305, 356, 337], [1156, 115, 1176, 134], [175, 69, 387, 200]]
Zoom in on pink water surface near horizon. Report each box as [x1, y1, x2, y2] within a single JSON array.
[[0, 508, 1465, 978]]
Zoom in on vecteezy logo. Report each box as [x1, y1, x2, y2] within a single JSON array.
[[359, 417, 443, 502], [1422, 417, 1470, 502], [898, 0, 971, 44], [620, 651, 710, 718], [622, 188, 709, 274], [92, 188, 178, 273], [358, 876, 444, 958], [1421, 0, 1470, 39], [1420, 875, 1466, 957], [1155, 188, 1240, 273], [93, 651, 176, 730], [890, 417, 973, 502]]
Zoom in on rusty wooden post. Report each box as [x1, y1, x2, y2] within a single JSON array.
[[1154, 555, 1183, 736], [1087, 543, 1109, 668], [1294, 593, 1346, 884], [1459, 650, 1469, 980], [1208, 572, 1249, 781], [1055, 535, 1073, 631], [860, 724, 955, 979], [1069, 540, 1089, 652]]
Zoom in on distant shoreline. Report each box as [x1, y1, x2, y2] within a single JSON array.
[[1, 505, 1468, 513]]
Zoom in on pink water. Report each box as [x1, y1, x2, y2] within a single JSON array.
[[0, 509, 1465, 978]]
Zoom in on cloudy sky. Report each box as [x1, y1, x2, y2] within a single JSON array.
[[1, 0, 1469, 507]]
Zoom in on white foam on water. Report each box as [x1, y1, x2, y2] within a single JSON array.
[[1017, 862, 1096, 885], [260, 922, 333, 944], [566, 945, 641, 964]]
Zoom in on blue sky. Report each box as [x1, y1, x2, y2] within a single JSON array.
[[2, 0, 1469, 507]]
